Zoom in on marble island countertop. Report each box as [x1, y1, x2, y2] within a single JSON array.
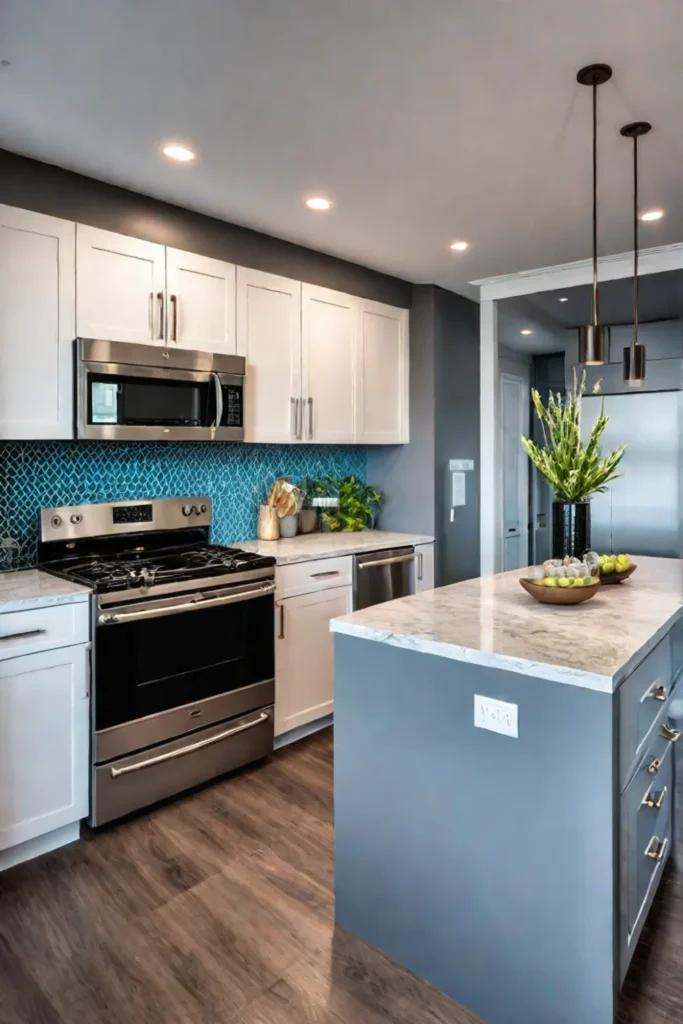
[[238, 530, 434, 565], [0, 569, 92, 613], [331, 556, 683, 693]]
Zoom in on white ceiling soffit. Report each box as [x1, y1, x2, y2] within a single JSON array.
[[1, 0, 682, 297]]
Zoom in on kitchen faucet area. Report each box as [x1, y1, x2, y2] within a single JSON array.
[[1, 3, 682, 1024]]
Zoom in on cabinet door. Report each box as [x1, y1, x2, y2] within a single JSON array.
[[275, 585, 352, 736], [236, 267, 302, 443], [0, 206, 75, 440], [356, 299, 409, 443], [76, 225, 165, 344], [0, 645, 89, 851], [301, 284, 356, 444], [414, 542, 435, 592], [166, 248, 236, 354]]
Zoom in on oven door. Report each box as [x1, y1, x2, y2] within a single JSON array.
[[93, 579, 275, 763], [78, 362, 244, 441]]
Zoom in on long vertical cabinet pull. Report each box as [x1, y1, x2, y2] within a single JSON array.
[[149, 292, 155, 340], [291, 398, 297, 439], [308, 397, 314, 439], [170, 294, 178, 342], [278, 604, 285, 639], [297, 398, 303, 440], [157, 292, 165, 341]]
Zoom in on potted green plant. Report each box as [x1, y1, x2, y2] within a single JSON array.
[[319, 477, 385, 533], [520, 370, 626, 558]]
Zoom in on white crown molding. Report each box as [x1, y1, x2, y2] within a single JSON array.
[[471, 243, 683, 301]]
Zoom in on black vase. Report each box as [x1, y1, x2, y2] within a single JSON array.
[[552, 500, 591, 559]]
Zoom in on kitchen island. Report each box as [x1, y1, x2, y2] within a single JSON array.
[[331, 557, 683, 1024]]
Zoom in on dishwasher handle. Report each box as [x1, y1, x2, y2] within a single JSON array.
[[357, 552, 417, 571]]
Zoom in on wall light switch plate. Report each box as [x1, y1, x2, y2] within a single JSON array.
[[449, 459, 475, 472], [474, 695, 518, 738]]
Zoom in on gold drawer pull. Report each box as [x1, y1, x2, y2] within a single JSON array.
[[643, 786, 668, 810], [660, 723, 681, 743], [647, 758, 662, 775], [642, 679, 668, 703], [645, 836, 668, 862]]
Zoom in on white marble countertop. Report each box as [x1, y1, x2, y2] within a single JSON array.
[[0, 569, 91, 613], [237, 530, 434, 565], [331, 556, 683, 693]]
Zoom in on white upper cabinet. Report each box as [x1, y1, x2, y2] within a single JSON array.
[[302, 284, 356, 444], [165, 249, 236, 354], [236, 268, 302, 443], [356, 299, 409, 443], [76, 225, 166, 344], [0, 206, 75, 440]]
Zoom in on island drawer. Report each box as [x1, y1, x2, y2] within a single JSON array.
[[276, 556, 353, 600], [619, 634, 673, 788], [0, 602, 90, 661]]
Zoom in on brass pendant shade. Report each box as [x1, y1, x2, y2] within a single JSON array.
[[621, 121, 651, 386], [576, 64, 612, 366]]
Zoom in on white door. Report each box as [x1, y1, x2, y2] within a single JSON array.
[[76, 225, 166, 344], [275, 585, 352, 736], [236, 268, 302, 443], [0, 645, 89, 851], [356, 299, 409, 443], [0, 206, 76, 440], [501, 373, 530, 571], [414, 542, 435, 592], [165, 248, 236, 354], [302, 284, 356, 444]]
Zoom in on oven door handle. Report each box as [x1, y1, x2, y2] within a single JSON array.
[[357, 553, 416, 570], [110, 711, 271, 778], [212, 372, 224, 429], [98, 581, 275, 625]]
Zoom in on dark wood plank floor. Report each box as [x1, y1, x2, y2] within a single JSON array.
[[0, 728, 681, 1024]]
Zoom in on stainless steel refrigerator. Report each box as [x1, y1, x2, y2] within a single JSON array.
[[582, 391, 682, 558]]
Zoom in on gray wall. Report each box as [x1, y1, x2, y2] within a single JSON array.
[[367, 285, 436, 537], [0, 149, 411, 307], [499, 344, 532, 384], [368, 285, 480, 585]]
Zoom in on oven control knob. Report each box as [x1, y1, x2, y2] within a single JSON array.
[[70, 513, 83, 525], [50, 515, 63, 529], [199, 504, 207, 514], [182, 505, 192, 517]]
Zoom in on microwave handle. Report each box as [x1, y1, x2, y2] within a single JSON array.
[[212, 373, 224, 428]]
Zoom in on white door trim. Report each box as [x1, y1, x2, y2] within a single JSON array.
[[500, 373, 530, 572], [474, 241, 683, 575]]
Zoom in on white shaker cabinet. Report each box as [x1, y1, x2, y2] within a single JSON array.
[[356, 299, 409, 443], [0, 644, 89, 855], [0, 206, 75, 440], [414, 542, 435, 592], [275, 583, 352, 736], [165, 248, 236, 354], [302, 284, 356, 444], [236, 268, 302, 443], [76, 225, 166, 344]]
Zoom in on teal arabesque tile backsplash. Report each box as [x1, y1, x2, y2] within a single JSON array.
[[0, 441, 366, 568]]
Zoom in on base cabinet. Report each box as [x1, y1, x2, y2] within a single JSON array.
[[275, 584, 352, 737], [0, 645, 89, 853], [414, 542, 435, 592]]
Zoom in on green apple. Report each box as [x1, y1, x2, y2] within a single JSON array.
[[602, 559, 616, 574], [543, 577, 558, 587], [557, 577, 572, 588], [582, 576, 594, 586]]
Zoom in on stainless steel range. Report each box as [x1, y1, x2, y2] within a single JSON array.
[[39, 497, 276, 827]]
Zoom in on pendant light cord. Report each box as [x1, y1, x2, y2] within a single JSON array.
[[592, 76, 599, 328], [632, 134, 639, 360]]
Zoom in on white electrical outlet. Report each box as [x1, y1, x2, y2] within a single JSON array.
[[474, 695, 518, 738]]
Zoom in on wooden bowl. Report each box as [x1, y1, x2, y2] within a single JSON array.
[[519, 577, 601, 605], [599, 563, 637, 585]]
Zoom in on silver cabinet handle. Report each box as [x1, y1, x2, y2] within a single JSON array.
[[308, 397, 313, 439], [417, 551, 424, 581], [310, 570, 340, 579], [278, 603, 285, 639], [212, 373, 224, 429], [645, 836, 668, 862], [157, 292, 165, 341], [170, 293, 178, 341], [358, 553, 417, 570], [149, 291, 155, 339], [110, 711, 270, 777], [0, 628, 47, 643], [99, 581, 275, 624]]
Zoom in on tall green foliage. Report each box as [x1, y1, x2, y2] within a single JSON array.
[[520, 371, 626, 502]]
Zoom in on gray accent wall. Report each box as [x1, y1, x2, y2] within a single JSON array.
[[0, 149, 411, 307]]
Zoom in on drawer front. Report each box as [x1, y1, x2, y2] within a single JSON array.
[[0, 602, 90, 660], [628, 731, 674, 933], [619, 635, 673, 787], [276, 556, 353, 599]]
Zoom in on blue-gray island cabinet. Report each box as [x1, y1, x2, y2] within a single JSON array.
[[331, 557, 683, 1024]]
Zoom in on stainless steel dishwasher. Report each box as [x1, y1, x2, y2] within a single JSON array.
[[352, 547, 417, 610]]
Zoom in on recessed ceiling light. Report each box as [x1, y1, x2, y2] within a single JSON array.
[[640, 208, 664, 222], [521, 329, 533, 335], [305, 197, 332, 211], [449, 240, 469, 252], [161, 143, 196, 162], [558, 297, 569, 303]]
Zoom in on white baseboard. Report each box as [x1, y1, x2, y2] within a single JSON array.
[[0, 822, 81, 873]]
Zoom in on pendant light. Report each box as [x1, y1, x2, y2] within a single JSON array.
[[620, 121, 651, 386], [576, 63, 612, 365]]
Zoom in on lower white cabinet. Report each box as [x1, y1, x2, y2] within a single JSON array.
[[275, 584, 352, 737], [0, 644, 89, 853], [415, 542, 435, 592]]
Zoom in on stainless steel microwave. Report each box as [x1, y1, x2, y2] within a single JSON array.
[[76, 339, 245, 442]]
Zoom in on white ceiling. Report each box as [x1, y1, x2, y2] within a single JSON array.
[[2, 0, 682, 297]]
